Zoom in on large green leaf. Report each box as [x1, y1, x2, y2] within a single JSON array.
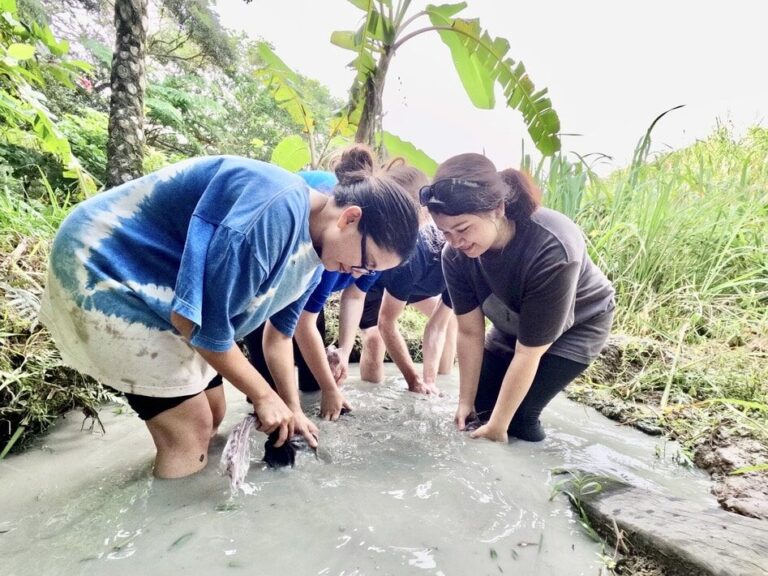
[[426, 5, 561, 155], [426, 6, 495, 109], [254, 42, 314, 134], [378, 131, 438, 178], [7, 43, 35, 60], [330, 30, 358, 51], [271, 135, 311, 172], [346, 0, 371, 10]]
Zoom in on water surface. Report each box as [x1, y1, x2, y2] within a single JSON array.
[[0, 364, 714, 575]]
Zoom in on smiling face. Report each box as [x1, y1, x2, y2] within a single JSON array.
[[320, 206, 403, 276], [431, 211, 501, 258]]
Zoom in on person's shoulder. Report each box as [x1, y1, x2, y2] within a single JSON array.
[[298, 170, 337, 194], [441, 243, 472, 269], [528, 207, 585, 260], [531, 207, 581, 236]]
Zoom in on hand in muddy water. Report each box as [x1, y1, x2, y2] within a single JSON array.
[[469, 422, 509, 443], [408, 376, 442, 396], [319, 388, 352, 421], [454, 404, 477, 431], [292, 410, 319, 449], [251, 390, 294, 446], [263, 430, 320, 468], [326, 345, 348, 385]]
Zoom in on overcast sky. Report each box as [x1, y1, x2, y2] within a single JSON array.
[[215, 0, 767, 173]]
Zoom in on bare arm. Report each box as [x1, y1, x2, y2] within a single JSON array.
[[454, 307, 486, 429], [263, 320, 319, 446], [470, 341, 550, 442], [294, 310, 351, 420], [170, 311, 294, 446], [421, 299, 454, 386], [377, 291, 424, 392], [336, 283, 367, 384]]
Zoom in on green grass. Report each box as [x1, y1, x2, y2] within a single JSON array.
[[0, 181, 111, 457], [538, 124, 768, 454]]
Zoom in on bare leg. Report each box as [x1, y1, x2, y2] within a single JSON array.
[[359, 326, 386, 383], [145, 393, 215, 479], [410, 297, 456, 374], [438, 314, 457, 374], [205, 385, 226, 437]]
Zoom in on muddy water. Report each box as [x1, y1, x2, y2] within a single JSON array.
[[0, 364, 714, 576]]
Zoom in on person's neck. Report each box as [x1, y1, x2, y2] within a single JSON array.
[[490, 218, 515, 251], [308, 190, 332, 250]]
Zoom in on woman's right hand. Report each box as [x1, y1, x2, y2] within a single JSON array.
[[454, 402, 475, 431], [251, 390, 294, 447], [320, 388, 352, 421]]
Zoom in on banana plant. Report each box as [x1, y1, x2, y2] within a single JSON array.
[[254, 41, 437, 174], [332, 1, 561, 155], [254, 41, 353, 169]]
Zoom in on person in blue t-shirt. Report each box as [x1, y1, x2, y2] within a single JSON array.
[[39, 145, 419, 479], [358, 163, 457, 395], [241, 171, 381, 421]]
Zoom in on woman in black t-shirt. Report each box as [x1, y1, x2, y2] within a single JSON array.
[[421, 153, 614, 442]]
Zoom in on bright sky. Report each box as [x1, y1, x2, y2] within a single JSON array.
[[215, 0, 768, 173]]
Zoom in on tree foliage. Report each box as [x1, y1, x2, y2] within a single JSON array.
[[332, 0, 561, 155], [0, 0, 94, 195]]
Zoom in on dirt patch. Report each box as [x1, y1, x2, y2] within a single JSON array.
[[612, 555, 667, 575], [569, 334, 768, 522], [694, 431, 768, 519]]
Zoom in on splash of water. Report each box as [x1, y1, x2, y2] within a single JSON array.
[[219, 413, 258, 492]]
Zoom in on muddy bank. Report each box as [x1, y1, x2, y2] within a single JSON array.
[[568, 335, 768, 521]]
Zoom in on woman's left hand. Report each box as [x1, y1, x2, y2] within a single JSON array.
[[292, 410, 319, 448], [469, 422, 509, 443]]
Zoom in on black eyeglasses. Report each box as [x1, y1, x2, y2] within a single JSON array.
[[350, 232, 377, 276], [419, 178, 482, 206]]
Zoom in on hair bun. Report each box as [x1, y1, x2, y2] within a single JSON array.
[[335, 144, 376, 185]]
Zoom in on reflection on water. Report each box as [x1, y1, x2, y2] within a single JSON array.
[[0, 365, 714, 576]]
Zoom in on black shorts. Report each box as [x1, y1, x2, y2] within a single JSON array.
[[121, 375, 224, 421], [359, 288, 451, 330]]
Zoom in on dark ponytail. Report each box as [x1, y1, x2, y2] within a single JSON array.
[[498, 168, 541, 222], [332, 145, 419, 261], [429, 153, 540, 223]]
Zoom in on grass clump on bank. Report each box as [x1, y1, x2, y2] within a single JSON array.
[[0, 183, 110, 457], [544, 124, 768, 504]]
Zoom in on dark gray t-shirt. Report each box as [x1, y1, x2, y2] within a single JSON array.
[[442, 207, 614, 364]]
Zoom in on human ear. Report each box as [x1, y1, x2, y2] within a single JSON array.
[[337, 205, 363, 229]]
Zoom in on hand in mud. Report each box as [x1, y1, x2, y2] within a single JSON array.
[[469, 422, 509, 443], [251, 390, 294, 447], [292, 409, 319, 449], [319, 388, 352, 421], [333, 359, 348, 387], [454, 403, 475, 431], [407, 376, 441, 396], [326, 345, 347, 386]]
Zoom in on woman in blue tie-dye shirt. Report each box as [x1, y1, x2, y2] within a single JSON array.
[[39, 146, 419, 479]]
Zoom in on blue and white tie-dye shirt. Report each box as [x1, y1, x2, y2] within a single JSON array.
[[49, 156, 323, 353]]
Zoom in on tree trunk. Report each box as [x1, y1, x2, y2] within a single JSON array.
[[106, 0, 148, 188], [355, 49, 392, 150]]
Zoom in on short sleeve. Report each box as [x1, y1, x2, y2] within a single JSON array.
[[440, 288, 453, 309], [518, 258, 580, 347], [172, 215, 215, 326], [354, 271, 381, 293], [441, 245, 479, 315], [271, 267, 323, 336], [179, 227, 266, 352], [379, 263, 415, 303], [303, 271, 340, 313]]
